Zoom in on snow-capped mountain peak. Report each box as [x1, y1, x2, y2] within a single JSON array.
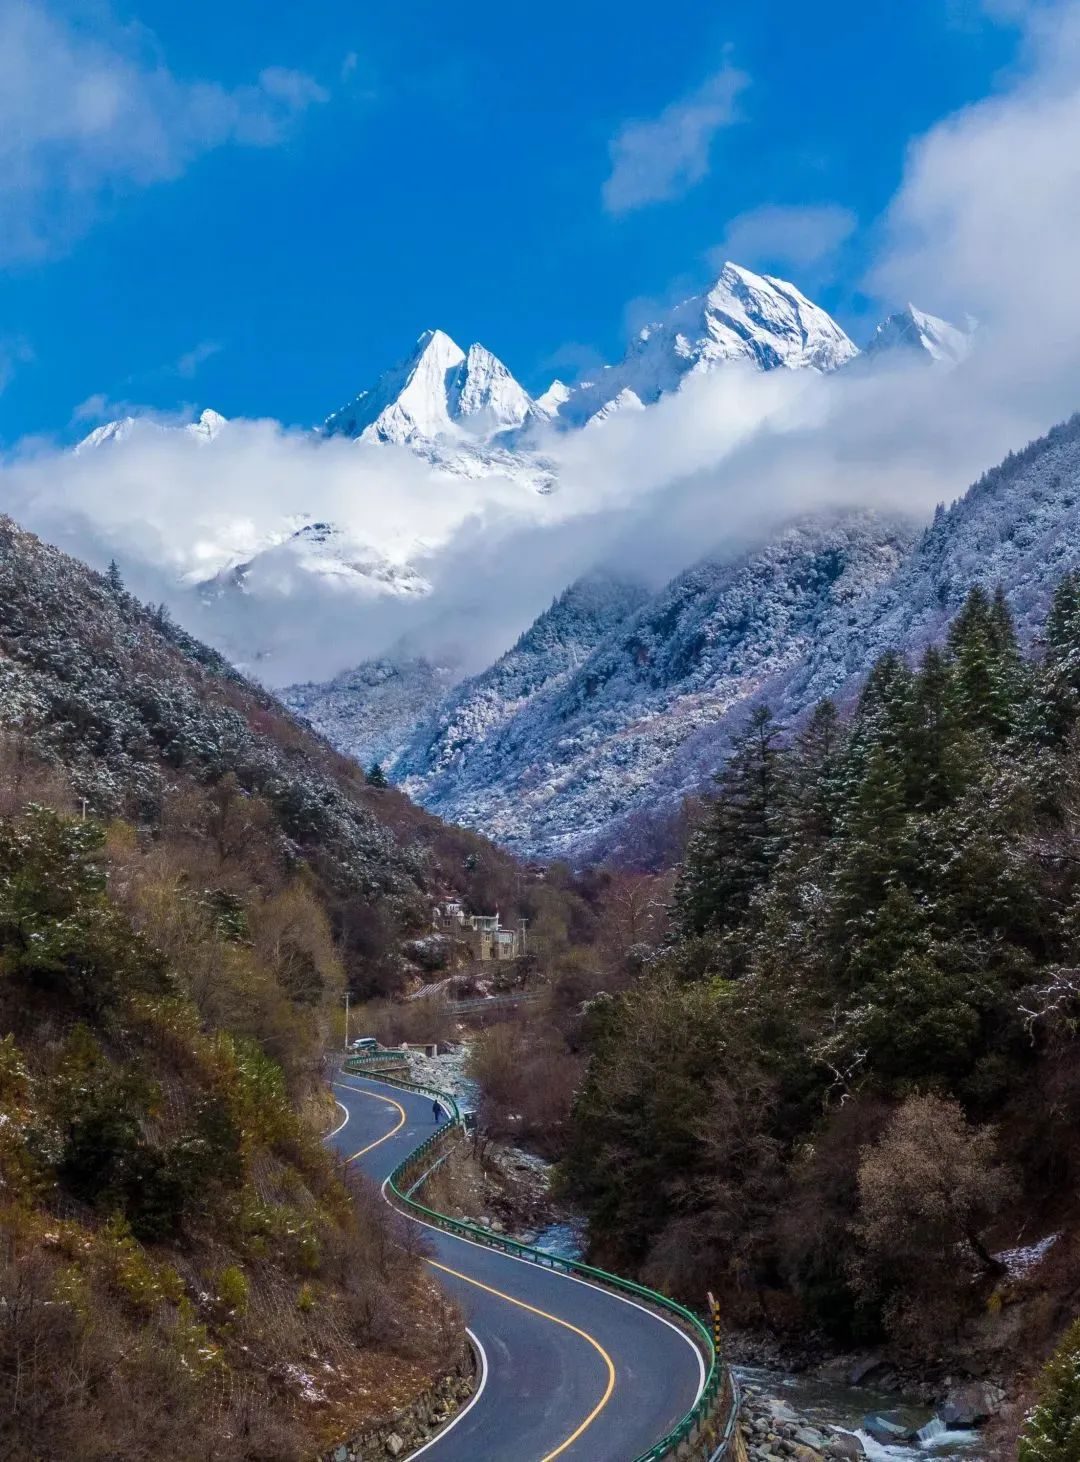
[[585, 387, 646, 428], [323, 329, 533, 445], [550, 260, 858, 428], [323, 329, 467, 446], [448, 342, 533, 433], [694, 261, 860, 373], [533, 380, 571, 418], [189, 407, 229, 440], [864, 304, 973, 367], [74, 406, 228, 454]]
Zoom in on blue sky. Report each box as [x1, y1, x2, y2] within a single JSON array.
[[0, 0, 1023, 444]]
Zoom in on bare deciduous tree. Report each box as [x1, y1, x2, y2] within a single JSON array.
[[852, 1093, 1015, 1344]]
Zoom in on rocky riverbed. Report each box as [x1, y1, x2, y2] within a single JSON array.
[[402, 1043, 478, 1108], [736, 1368, 987, 1462], [740, 1387, 866, 1462]]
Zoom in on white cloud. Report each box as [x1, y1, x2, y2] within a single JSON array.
[[0, 333, 1043, 689], [868, 0, 1080, 383], [175, 341, 222, 379], [0, 335, 33, 393], [602, 63, 748, 214], [709, 203, 857, 280], [7, 4, 1080, 695], [0, 1, 327, 262]]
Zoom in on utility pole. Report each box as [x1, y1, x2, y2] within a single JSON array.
[[343, 991, 350, 1051], [80, 797, 88, 822], [519, 917, 528, 956]]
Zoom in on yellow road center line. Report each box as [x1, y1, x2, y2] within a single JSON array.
[[335, 1080, 618, 1460], [427, 1259, 617, 1461], [332, 1082, 406, 1162]]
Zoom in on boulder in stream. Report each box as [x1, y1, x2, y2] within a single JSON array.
[[825, 1434, 865, 1460], [862, 1413, 915, 1445], [941, 1381, 1002, 1427]]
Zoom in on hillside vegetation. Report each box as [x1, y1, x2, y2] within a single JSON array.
[[0, 516, 564, 1457], [563, 576, 1080, 1386]]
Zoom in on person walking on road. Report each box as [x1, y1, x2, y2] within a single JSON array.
[[432, 1099, 441, 1123]]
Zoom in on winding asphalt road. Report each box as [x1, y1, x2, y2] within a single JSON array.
[[327, 1072, 706, 1462]]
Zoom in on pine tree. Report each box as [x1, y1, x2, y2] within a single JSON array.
[[672, 706, 787, 944], [947, 585, 1023, 737], [988, 583, 1026, 727], [839, 652, 916, 837], [1038, 572, 1080, 743], [847, 653, 915, 768], [786, 699, 846, 847], [366, 761, 388, 789], [835, 740, 910, 918], [105, 559, 124, 594], [908, 646, 964, 811], [1019, 1317, 1080, 1461]]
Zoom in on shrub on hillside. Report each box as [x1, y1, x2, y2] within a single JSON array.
[[852, 1094, 1014, 1346]]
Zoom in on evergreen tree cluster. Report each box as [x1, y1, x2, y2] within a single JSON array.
[[1021, 1319, 1080, 1462], [564, 578, 1080, 1352]]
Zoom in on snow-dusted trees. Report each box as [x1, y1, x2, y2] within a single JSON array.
[[1020, 1318, 1080, 1462], [672, 706, 786, 958], [565, 574, 1080, 1356]]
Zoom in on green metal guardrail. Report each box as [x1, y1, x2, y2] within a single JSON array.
[[341, 1058, 462, 1125], [344, 1049, 408, 1068], [343, 1060, 737, 1460]]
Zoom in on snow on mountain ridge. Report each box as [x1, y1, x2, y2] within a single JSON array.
[[533, 380, 571, 418], [395, 513, 916, 858], [864, 304, 973, 367], [283, 656, 458, 771], [74, 407, 228, 454], [323, 328, 467, 445], [193, 518, 431, 603], [449, 342, 533, 433], [323, 328, 534, 445], [394, 571, 652, 790], [552, 261, 859, 429]]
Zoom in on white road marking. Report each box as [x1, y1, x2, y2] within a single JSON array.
[[326, 1099, 350, 1139], [334, 1076, 709, 1447], [404, 1329, 489, 1459]]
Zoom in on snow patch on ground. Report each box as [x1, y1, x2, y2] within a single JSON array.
[[994, 1232, 1061, 1279]]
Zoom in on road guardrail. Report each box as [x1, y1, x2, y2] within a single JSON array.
[[342, 1060, 740, 1460]]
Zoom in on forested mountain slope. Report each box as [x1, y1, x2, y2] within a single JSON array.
[[394, 570, 651, 783], [0, 515, 548, 1459], [282, 655, 457, 777], [0, 516, 536, 988], [398, 514, 916, 859], [397, 412, 1080, 864], [563, 578, 1080, 1442]]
